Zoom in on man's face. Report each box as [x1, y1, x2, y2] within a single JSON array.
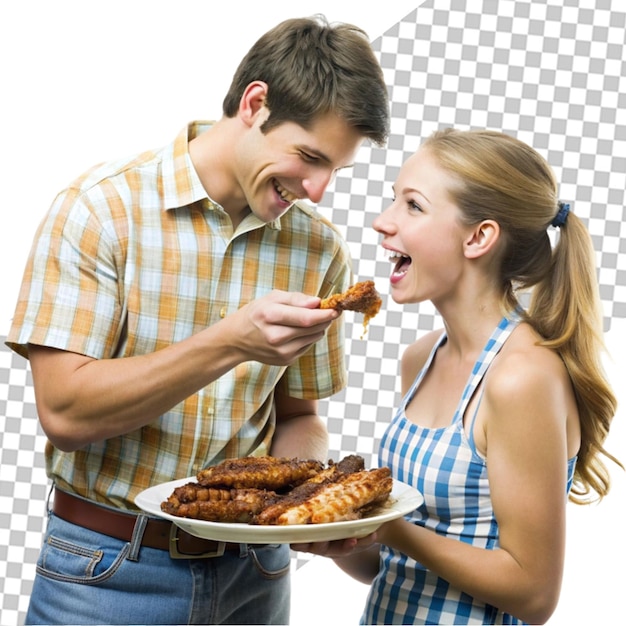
[[235, 109, 364, 224]]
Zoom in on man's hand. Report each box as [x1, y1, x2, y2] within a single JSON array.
[[230, 290, 340, 365]]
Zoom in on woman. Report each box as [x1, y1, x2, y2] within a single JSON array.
[[293, 128, 621, 624]]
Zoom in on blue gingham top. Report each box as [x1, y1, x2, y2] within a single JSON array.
[[362, 315, 577, 625]]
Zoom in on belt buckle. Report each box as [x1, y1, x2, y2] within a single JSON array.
[[168, 523, 226, 559]]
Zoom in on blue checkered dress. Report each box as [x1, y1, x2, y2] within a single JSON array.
[[362, 316, 576, 625]]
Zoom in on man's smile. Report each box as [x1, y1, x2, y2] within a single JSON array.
[[273, 179, 300, 205]]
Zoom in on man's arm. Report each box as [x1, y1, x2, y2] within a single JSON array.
[[269, 390, 329, 461], [29, 291, 338, 452]]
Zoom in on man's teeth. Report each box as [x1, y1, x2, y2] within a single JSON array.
[[275, 182, 298, 203]]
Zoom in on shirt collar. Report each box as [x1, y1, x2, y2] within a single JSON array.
[[163, 121, 281, 231], [159, 122, 209, 210]]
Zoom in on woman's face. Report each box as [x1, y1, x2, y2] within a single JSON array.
[[373, 147, 471, 307]]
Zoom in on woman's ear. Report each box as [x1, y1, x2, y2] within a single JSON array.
[[239, 81, 269, 127], [464, 220, 500, 259]]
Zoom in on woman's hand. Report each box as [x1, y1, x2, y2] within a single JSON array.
[[291, 531, 379, 558]]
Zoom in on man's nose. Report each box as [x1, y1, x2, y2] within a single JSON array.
[[303, 169, 336, 204]]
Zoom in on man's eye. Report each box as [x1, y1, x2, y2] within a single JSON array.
[[300, 152, 318, 162]]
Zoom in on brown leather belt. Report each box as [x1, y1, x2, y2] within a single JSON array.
[[53, 488, 249, 558]]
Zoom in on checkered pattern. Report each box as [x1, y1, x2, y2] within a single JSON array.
[[2, 1, 626, 624], [319, 0, 626, 466], [0, 345, 48, 623]]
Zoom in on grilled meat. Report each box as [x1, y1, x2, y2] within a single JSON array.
[[319, 280, 382, 336], [161, 483, 278, 523], [253, 466, 392, 525], [196, 456, 324, 490], [161, 455, 393, 526]]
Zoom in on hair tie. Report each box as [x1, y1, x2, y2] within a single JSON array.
[[551, 201, 570, 228]]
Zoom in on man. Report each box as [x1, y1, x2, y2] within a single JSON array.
[[6, 14, 389, 625]]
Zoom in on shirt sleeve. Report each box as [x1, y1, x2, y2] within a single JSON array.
[[6, 186, 126, 360], [279, 234, 353, 399]]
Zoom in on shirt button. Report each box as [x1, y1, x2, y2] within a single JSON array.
[[207, 407, 214, 416], [220, 307, 227, 318]]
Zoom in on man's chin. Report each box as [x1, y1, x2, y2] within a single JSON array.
[[259, 204, 295, 223]]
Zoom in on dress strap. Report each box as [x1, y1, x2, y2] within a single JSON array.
[[400, 330, 447, 414], [452, 314, 521, 424]]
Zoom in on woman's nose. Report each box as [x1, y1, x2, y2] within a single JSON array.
[[373, 204, 395, 234]]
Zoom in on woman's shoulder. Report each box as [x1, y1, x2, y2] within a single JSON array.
[[487, 322, 570, 407], [480, 320, 580, 466]]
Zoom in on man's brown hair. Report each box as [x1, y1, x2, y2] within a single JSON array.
[[222, 15, 390, 145]]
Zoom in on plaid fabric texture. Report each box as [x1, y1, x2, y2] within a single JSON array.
[[365, 316, 524, 625], [5, 122, 351, 509]]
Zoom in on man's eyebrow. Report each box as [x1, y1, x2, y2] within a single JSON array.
[[301, 145, 332, 163], [300, 145, 354, 169]]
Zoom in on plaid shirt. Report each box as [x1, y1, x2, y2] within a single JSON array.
[[7, 122, 351, 509]]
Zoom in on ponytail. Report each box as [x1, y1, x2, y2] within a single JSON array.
[[529, 210, 621, 502]]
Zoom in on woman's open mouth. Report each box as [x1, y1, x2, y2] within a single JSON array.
[[387, 249, 412, 280]]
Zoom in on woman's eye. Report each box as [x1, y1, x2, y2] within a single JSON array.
[[409, 201, 422, 212]]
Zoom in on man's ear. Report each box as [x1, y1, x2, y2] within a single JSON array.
[[239, 81, 269, 127], [464, 220, 500, 259]]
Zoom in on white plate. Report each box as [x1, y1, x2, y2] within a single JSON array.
[[135, 476, 423, 544]]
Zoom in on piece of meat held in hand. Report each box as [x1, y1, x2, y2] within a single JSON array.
[[254, 466, 393, 525], [196, 456, 324, 490], [319, 280, 382, 337], [161, 483, 278, 523]]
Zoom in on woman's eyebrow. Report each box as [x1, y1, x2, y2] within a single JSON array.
[[394, 184, 431, 205]]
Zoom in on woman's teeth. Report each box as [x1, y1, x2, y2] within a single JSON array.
[[386, 250, 412, 276], [385, 250, 411, 263]]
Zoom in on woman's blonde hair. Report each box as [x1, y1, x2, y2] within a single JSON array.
[[422, 127, 621, 503]]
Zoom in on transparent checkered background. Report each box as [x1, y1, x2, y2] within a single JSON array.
[[2, 1, 625, 624]]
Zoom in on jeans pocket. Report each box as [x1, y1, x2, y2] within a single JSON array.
[[37, 534, 130, 584], [247, 544, 290, 580]]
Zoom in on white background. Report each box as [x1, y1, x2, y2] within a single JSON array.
[[1, 2, 624, 625]]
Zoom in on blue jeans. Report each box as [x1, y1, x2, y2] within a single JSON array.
[[26, 513, 291, 625]]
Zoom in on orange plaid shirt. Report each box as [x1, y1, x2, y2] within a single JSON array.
[[7, 122, 351, 509]]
